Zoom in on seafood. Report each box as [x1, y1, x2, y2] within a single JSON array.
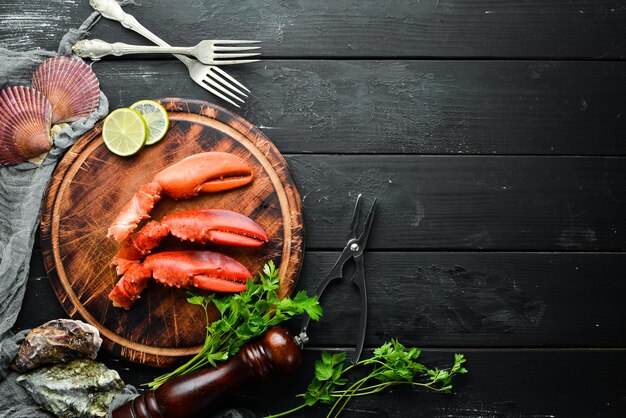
[[0, 86, 53, 166], [107, 152, 254, 242], [31, 56, 100, 124], [0, 56, 101, 166], [12, 319, 102, 373], [112, 209, 268, 274], [108, 250, 251, 309], [16, 359, 125, 418]]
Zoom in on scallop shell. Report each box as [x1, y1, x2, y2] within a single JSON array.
[[0, 86, 53, 166], [31, 56, 100, 124]]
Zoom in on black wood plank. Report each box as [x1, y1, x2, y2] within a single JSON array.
[[240, 349, 626, 418], [63, 349, 626, 417], [89, 60, 626, 155], [27, 155, 626, 250], [15, 260, 626, 415], [5, 0, 626, 59], [300, 251, 626, 348], [18, 250, 626, 415], [18, 250, 626, 348], [0, 0, 88, 52], [286, 155, 626, 251]]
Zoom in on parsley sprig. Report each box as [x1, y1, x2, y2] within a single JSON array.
[[146, 261, 323, 390], [265, 339, 468, 417]]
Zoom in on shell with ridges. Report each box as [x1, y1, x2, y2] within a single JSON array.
[[31, 56, 100, 124], [0, 86, 53, 166]]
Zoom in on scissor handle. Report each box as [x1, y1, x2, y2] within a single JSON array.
[[299, 247, 353, 339], [350, 254, 368, 363]]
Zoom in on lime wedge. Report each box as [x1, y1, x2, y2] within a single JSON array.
[[130, 100, 170, 145], [102, 108, 148, 156]]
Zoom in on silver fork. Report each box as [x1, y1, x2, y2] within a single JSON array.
[[73, 39, 261, 66], [90, 0, 249, 107]]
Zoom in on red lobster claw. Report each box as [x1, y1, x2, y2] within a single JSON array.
[[109, 250, 251, 310], [107, 152, 254, 242], [112, 209, 268, 275]]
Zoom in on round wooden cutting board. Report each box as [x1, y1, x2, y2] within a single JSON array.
[[40, 99, 304, 367]]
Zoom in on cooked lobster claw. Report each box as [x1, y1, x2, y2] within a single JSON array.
[[109, 250, 251, 310], [107, 152, 254, 242], [112, 209, 268, 275], [153, 153, 254, 198], [163, 209, 268, 247]]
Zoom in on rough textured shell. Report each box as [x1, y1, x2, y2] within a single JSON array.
[[0, 86, 52, 166], [32, 56, 100, 124], [16, 359, 125, 418], [11, 319, 103, 373]]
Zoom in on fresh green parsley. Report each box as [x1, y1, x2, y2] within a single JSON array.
[[265, 339, 468, 418], [146, 260, 323, 390]]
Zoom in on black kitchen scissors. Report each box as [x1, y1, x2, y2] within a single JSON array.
[[297, 194, 376, 363]]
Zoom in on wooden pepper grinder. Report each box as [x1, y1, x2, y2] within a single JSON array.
[[112, 326, 301, 418]]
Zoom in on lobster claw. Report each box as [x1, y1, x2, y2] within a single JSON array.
[[153, 152, 254, 198], [162, 209, 268, 247], [148, 251, 250, 290], [107, 152, 254, 242], [109, 251, 251, 310], [112, 209, 268, 275]]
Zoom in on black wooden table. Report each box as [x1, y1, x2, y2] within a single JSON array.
[[7, 1, 626, 416]]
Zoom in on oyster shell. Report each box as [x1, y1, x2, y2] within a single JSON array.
[[0, 85, 52, 166], [16, 359, 125, 418], [31, 56, 100, 124], [12, 319, 102, 373]]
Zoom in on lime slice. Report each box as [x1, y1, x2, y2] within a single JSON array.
[[102, 108, 148, 156], [130, 100, 170, 145]]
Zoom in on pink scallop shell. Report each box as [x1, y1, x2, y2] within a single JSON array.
[[0, 86, 53, 166], [31, 56, 100, 124]]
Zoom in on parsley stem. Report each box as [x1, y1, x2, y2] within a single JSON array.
[[332, 380, 452, 398], [327, 374, 372, 418], [332, 381, 401, 397]]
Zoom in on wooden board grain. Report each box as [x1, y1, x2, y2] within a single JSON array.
[[40, 99, 303, 367]]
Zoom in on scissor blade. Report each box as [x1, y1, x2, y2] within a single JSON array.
[[356, 198, 376, 249], [347, 194, 363, 241]]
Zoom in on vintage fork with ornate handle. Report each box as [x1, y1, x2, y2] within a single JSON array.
[[73, 39, 261, 66], [112, 195, 377, 418], [89, 0, 251, 107]]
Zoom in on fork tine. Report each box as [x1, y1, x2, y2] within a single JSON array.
[[213, 40, 261, 44], [214, 52, 261, 59], [207, 68, 248, 98], [214, 45, 262, 51], [214, 59, 261, 65], [199, 78, 241, 107], [212, 66, 251, 93]]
